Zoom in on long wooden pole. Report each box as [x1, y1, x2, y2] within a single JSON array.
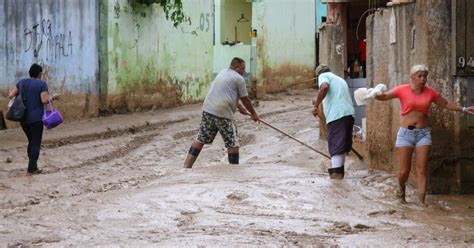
[[254, 117, 331, 159], [285, 77, 318, 88], [312, 102, 364, 161], [248, 113, 364, 161]]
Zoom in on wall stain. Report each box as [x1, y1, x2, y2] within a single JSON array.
[[256, 26, 314, 95], [105, 70, 210, 115]]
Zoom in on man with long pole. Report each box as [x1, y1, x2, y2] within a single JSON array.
[[312, 64, 355, 179], [184, 57, 259, 168]]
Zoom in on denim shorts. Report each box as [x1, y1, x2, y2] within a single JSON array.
[[395, 127, 432, 147]]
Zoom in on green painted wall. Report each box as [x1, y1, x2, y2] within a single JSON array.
[[103, 0, 214, 112], [253, 0, 316, 94], [101, 0, 316, 112]]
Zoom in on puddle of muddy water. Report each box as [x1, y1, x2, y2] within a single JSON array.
[[0, 90, 472, 246]]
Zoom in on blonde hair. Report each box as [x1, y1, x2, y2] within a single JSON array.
[[410, 64, 429, 75]]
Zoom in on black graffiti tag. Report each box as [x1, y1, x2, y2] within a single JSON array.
[[24, 23, 42, 57], [24, 19, 73, 61]]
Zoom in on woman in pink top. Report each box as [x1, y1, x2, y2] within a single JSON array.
[[375, 64, 474, 206]]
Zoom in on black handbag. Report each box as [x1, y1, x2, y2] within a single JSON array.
[[5, 80, 27, 122]]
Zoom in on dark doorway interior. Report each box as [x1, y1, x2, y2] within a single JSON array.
[[345, 1, 389, 78]]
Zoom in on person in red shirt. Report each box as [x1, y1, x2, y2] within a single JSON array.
[[374, 64, 474, 206], [358, 39, 367, 77]]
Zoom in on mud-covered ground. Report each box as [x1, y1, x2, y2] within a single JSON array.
[[1, 90, 473, 247]]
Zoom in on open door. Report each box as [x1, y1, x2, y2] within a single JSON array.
[[213, 0, 253, 84]]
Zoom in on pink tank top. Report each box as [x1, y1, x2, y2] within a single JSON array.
[[392, 84, 439, 116]]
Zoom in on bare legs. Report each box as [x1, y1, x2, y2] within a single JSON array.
[[397, 147, 413, 203], [397, 145, 430, 205], [415, 146, 430, 205]]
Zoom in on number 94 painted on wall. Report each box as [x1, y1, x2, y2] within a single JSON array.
[[458, 57, 474, 68]]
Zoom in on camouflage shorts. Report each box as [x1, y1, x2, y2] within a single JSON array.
[[197, 111, 239, 148]]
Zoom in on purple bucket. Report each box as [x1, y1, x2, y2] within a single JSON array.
[[43, 101, 63, 129]]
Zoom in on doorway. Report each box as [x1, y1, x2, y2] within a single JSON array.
[[213, 0, 253, 81]]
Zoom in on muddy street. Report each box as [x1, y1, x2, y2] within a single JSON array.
[[0, 90, 473, 247]]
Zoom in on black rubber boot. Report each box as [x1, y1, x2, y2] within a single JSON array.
[[228, 153, 239, 164], [183, 147, 201, 168], [27, 160, 39, 173], [328, 166, 344, 179], [183, 154, 198, 168]]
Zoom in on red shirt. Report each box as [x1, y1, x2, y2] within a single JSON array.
[[358, 40, 367, 62], [392, 84, 439, 116]]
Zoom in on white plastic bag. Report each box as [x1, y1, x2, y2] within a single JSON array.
[[354, 84, 387, 106], [7, 97, 15, 108]]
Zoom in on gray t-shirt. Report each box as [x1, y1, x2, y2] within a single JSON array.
[[203, 69, 248, 119]]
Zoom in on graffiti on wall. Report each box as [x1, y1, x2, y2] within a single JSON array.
[[180, 12, 213, 36], [130, 17, 141, 49], [24, 19, 73, 63], [112, 0, 141, 48], [114, 0, 121, 19], [199, 12, 211, 32]]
